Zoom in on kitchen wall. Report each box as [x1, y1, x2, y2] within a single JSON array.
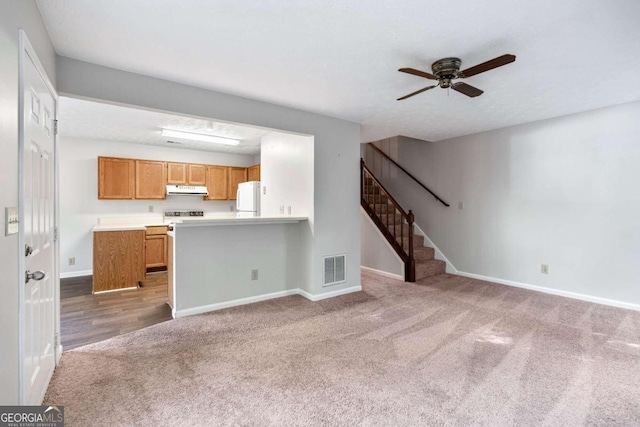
[[0, 0, 57, 405], [369, 101, 640, 308], [59, 136, 255, 277], [57, 57, 361, 298]]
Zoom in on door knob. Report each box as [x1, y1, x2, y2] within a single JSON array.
[[25, 270, 45, 283]]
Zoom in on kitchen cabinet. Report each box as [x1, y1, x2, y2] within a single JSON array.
[[93, 230, 145, 292], [247, 164, 260, 182], [188, 164, 207, 185], [167, 163, 187, 184], [98, 157, 135, 199], [167, 163, 207, 186], [167, 234, 174, 309], [145, 226, 169, 269], [228, 167, 248, 200], [204, 165, 228, 200], [135, 160, 167, 199]]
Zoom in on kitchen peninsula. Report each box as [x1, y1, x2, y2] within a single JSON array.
[[168, 216, 309, 318]]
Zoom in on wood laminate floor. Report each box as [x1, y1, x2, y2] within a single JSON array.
[[61, 272, 173, 351]]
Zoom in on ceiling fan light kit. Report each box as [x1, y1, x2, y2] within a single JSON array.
[[397, 53, 516, 100]]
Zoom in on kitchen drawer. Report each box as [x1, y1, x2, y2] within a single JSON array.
[[146, 225, 169, 236]]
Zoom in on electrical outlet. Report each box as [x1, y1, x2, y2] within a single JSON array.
[[229, 205, 234, 211], [5, 207, 19, 236], [68, 257, 75, 266], [458, 201, 464, 210], [279, 205, 284, 214], [541, 264, 549, 274], [287, 206, 292, 215], [148, 205, 154, 213], [251, 269, 259, 280], [263, 186, 267, 195]]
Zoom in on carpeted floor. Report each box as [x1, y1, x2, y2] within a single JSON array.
[[45, 272, 640, 426]]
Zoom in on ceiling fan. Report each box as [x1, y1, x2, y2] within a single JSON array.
[[397, 54, 516, 100]]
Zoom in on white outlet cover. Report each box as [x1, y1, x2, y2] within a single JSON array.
[[5, 207, 19, 236]]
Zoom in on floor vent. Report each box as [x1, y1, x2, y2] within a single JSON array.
[[323, 254, 346, 287]]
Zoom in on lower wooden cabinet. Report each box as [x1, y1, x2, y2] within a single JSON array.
[[93, 230, 145, 293], [145, 235, 167, 268]]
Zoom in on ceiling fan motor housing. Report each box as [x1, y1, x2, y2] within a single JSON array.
[[431, 57, 461, 88]]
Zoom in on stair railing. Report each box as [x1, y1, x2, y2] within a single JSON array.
[[361, 159, 415, 282], [366, 143, 450, 207]]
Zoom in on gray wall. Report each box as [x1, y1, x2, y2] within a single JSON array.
[[57, 57, 361, 297], [369, 101, 640, 307], [0, 0, 57, 404]]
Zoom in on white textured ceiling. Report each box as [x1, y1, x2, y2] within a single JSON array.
[[38, 0, 640, 142], [58, 97, 269, 154]]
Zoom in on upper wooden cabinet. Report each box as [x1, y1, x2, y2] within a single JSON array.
[[97, 155, 247, 201], [98, 157, 135, 199], [248, 164, 261, 182], [135, 160, 167, 199], [188, 164, 207, 185], [204, 165, 228, 200], [167, 163, 187, 184], [228, 167, 248, 200], [167, 163, 207, 185]]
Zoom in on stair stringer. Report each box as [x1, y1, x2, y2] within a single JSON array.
[[412, 222, 458, 274]]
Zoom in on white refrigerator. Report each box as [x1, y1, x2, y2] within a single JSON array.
[[236, 181, 261, 217]]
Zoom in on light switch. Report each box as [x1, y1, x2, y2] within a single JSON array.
[[5, 207, 19, 236]]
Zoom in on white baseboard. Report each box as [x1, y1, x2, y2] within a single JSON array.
[[455, 271, 640, 312], [360, 266, 404, 281], [60, 269, 92, 279], [412, 223, 457, 274], [174, 285, 363, 318], [174, 289, 300, 318], [297, 285, 362, 302]]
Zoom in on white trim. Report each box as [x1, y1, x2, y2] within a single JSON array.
[[60, 270, 92, 279], [297, 285, 362, 302], [412, 223, 457, 274], [174, 289, 300, 318], [55, 345, 62, 364], [360, 266, 404, 281], [174, 285, 363, 318], [93, 286, 138, 295], [455, 271, 640, 312]]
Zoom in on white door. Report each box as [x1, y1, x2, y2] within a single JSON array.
[[20, 31, 58, 405]]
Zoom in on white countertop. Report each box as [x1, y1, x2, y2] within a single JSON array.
[[173, 216, 307, 227], [93, 215, 307, 232]]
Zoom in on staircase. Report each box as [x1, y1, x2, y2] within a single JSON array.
[[361, 159, 446, 282]]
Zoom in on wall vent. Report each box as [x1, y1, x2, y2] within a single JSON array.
[[323, 254, 346, 287]]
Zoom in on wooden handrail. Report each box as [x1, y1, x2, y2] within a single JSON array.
[[367, 143, 450, 207], [361, 160, 409, 219]]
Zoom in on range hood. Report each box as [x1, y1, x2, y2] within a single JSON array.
[[166, 185, 209, 196]]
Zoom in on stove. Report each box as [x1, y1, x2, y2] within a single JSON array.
[[163, 209, 204, 219]]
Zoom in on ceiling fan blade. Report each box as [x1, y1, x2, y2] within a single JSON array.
[[397, 85, 437, 101], [398, 68, 438, 80], [458, 54, 516, 78], [452, 82, 483, 97]]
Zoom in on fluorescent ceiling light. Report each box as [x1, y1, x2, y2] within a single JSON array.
[[161, 129, 240, 146]]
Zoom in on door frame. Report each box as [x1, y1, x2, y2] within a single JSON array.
[[18, 29, 61, 404]]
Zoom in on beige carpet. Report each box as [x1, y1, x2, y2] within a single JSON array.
[[45, 272, 640, 426]]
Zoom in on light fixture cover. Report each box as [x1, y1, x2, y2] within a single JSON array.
[[161, 129, 240, 146]]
